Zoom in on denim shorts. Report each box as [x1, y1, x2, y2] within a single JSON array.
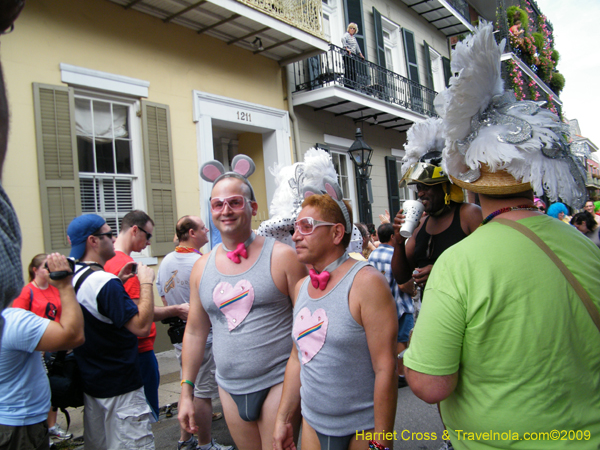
[[398, 313, 414, 343]]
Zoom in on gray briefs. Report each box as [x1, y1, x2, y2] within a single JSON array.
[[229, 386, 271, 422], [316, 431, 354, 450]]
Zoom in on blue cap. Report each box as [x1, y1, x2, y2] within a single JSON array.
[[67, 214, 106, 260]]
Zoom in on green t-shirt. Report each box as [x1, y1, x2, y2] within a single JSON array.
[[404, 215, 600, 449]]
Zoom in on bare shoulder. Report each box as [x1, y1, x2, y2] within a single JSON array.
[[353, 263, 389, 292], [272, 241, 303, 269], [460, 202, 483, 234], [190, 252, 211, 280]]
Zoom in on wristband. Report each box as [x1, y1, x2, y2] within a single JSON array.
[[369, 440, 389, 450], [180, 379, 195, 388]]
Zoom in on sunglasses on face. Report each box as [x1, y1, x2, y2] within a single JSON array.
[[93, 231, 114, 239], [138, 226, 152, 240], [210, 195, 249, 212], [293, 217, 337, 235]]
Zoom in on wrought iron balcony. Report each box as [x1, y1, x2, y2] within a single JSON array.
[[237, 0, 324, 38], [291, 44, 438, 118], [445, 0, 470, 23]]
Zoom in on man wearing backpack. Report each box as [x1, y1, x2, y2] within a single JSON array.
[[67, 214, 156, 450]]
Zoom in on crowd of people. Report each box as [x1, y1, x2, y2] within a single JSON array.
[[1, 10, 599, 450]]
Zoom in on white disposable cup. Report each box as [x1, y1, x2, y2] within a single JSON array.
[[400, 200, 425, 238]]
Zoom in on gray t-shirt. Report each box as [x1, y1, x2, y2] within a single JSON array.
[[156, 250, 212, 347], [294, 261, 375, 436], [199, 237, 293, 394]]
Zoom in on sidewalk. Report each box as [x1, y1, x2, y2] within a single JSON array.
[[55, 349, 235, 449]]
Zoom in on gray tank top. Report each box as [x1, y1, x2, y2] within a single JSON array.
[[294, 261, 375, 435], [199, 237, 293, 394]]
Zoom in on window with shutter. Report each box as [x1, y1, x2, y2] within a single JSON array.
[[343, 0, 367, 59], [33, 83, 177, 258]]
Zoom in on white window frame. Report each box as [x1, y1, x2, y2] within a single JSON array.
[[392, 148, 415, 205], [73, 89, 153, 262], [428, 46, 445, 93], [381, 17, 406, 78], [323, 134, 359, 222], [322, 0, 342, 46]]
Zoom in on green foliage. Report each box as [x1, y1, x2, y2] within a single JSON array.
[[507, 6, 529, 30], [549, 72, 565, 95], [551, 49, 560, 65], [532, 32, 544, 51]]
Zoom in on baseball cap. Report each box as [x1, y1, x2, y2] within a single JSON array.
[[67, 214, 106, 260]]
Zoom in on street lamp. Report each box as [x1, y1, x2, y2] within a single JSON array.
[[348, 128, 373, 223]]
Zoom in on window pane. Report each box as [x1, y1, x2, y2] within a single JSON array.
[[75, 98, 93, 137], [95, 140, 115, 173], [77, 137, 95, 172], [113, 104, 129, 139], [93, 101, 112, 138], [338, 154, 348, 176], [115, 140, 132, 174]]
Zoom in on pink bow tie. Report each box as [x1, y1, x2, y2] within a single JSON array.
[[227, 243, 248, 264], [309, 268, 330, 290]]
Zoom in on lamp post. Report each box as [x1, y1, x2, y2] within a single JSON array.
[[348, 128, 373, 224]]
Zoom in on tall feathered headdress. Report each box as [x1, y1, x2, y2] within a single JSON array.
[[401, 117, 446, 176], [436, 21, 586, 208]]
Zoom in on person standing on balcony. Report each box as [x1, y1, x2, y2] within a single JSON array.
[[341, 23, 364, 89]]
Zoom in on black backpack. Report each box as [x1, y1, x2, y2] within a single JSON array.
[[47, 264, 102, 425]]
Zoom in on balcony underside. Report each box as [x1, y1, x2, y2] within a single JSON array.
[[107, 0, 329, 65], [400, 0, 473, 37]]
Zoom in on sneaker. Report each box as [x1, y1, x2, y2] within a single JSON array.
[[203, 439, 235, 450], [178, 436, 198, 450], [398, 375, 408, 388], [49, 424, 73, 441], [212, 412, 223, 421]]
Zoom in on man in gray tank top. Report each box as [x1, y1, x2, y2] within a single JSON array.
[[273, 179, 398, 450], [179, 156, 307, 450]]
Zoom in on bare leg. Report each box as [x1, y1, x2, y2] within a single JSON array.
[[218, 387, 262, 450], [300, 419, 321, 450], [195, 397, 213, 446], [47, 407, 57, 428], [256, 382, 300, 450]]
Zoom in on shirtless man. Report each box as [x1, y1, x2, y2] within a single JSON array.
[[179, 156, 307, 450]]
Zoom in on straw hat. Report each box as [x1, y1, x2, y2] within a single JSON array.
[[448, 165, 531, 195]]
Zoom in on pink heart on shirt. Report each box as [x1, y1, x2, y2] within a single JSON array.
[[213, 280, 254, 331], [293, 307, 328, 364]]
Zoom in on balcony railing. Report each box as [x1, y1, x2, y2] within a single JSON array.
[[292, 44, 438, 118], [446, 0, 470, 24], [237, 0, 324, 37]]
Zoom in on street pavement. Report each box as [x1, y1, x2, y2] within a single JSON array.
[[57, 350, 446, 449]]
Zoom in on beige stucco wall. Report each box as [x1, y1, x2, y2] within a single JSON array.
[[2, 0, 285, 276]]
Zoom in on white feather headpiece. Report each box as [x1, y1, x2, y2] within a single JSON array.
[[436, 21, 586, 208], [401, 118, 445, 176]]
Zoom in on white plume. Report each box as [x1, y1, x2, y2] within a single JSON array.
[[438, 21, 586, 208], [303, 148, 337, 188], [401, 118, 445, 176]]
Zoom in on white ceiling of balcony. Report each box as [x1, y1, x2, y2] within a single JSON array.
[[400, 0, 474, 36], [293, 86, 432, 134], [106, 0, 329, 65]]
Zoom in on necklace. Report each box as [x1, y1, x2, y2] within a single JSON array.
[[481, 205, 539, 226], [309, 252, 350, 290], [175, 246, 202, 255]]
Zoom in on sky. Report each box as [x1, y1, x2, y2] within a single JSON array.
[[535, 0, 600, 148]]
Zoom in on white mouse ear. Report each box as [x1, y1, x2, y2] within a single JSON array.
[[231, 155, 256, 178], [200, 160, 225, 182], [323, 176, 343, 201], [302, 185, 322, 199]]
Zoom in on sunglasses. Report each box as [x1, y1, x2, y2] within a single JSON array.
[[138, 226, 152, 240], [294, 217, 337, 235], [93, 231, 114, 239], [210, 195, 249, 213]]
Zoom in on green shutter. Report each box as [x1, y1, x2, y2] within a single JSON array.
[[33, 83, 81, 255], [442, 56, 452, 87], [344, 0, 367, 59], [372, 7, 386, 67], [423, 41, 434, 90], [402, 28, 420, 83], [141, 101, 177, 257], [385, 156, 400, 217]]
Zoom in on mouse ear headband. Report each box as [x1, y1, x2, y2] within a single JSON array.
[[200, 155, 257, 201], [302, 176, 351, 234]]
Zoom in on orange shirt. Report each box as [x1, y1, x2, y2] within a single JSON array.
[[13, 282, 62, 322], [104, 251, 156, 353]]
